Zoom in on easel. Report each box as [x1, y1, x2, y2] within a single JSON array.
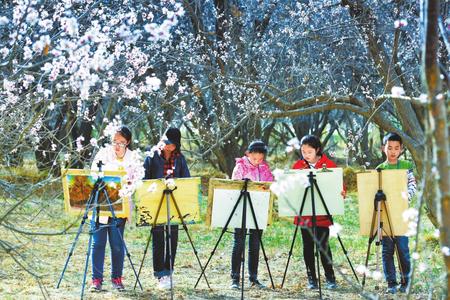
[[362, 169, 405, 289], [56, 161, 142, 299], [194, 178, 275, 300], [280, 169, 359, 299], [134, 179, 210, 300]]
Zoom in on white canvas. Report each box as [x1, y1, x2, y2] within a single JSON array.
[[275, 168, 345, 217], [210, 189, 271, 229]]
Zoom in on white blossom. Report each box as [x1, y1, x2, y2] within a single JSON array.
[[146, 76, 161, 91], [90, 138, 98, 148], [76, 136, 85, 152], [329, 223, 342, 238], [0, 16, 9, 25], [391, 86, 405, 97], [394, 19, 408, 28]]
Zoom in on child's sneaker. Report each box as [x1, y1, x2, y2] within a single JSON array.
[[111, 277, 125, 291], [230, 279, 240, 289], [90, 278, 103, 292], [158, 276, 171, 289], [325, 279, 337, 290], [386, 285, 397, 294], [307, 277, 318, 290], [399, 284, 407, 293], [249, 279, 266, 289]]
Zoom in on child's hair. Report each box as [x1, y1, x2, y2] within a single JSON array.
[[382, 132, 403, 146], [247, 140, 268, 154], [116, 125, 133, 150], [300, 135, 323, 156]]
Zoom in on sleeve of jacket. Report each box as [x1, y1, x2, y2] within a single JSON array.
[[143, 156, 152, 179], [231, 163, 244, 180], [179, 155, 191, 178]]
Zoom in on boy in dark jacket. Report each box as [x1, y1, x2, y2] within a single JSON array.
[[143, 127, 190, 289]]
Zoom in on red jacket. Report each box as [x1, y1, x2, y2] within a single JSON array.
[[292, 154, 338, 228]]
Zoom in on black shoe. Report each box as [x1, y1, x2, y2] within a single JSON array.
[[399, 285, 407, 293], [249, 279, 266, 289], [307, 277, 318, 290], [230, 279, 240, 289]]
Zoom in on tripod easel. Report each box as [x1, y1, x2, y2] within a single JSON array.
[[134, 179, 210, 300], [194, 178, 275, 300], [281, 170, 359, 299], [57, 162, 142, 299], [361, 169, 405, 289]]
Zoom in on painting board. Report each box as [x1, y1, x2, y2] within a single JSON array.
[[135, 177, 201, 226], [61, 168, 128, 218], [206, 179, 274, 230], [276, 168, 344, 217], [357, 170, 409, 236]]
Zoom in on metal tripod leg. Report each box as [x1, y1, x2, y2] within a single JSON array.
[[362, 199, 381, 288], [57, 188, 96, 289], [170, 192, 211, 289], [313, 180, 359, 283], [247, 192, 275, 289], [281, 186, 310, 288], [134, 192, 165, 289]]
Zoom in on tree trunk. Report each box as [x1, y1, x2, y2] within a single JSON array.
[[422, 0, 450, 297]]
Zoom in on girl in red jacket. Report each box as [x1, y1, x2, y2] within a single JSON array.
[[292, 135, 340, 290]]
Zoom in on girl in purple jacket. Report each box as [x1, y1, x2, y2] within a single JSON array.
[[230, 140, 274, 289]]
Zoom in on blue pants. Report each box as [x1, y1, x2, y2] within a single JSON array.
[[231, 228, 262, 282], [382, 236, 410, 287], [91, 218, 126, 280], [152, 225, 179, 278]]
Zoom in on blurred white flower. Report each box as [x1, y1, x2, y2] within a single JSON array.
[[419, 94, 428, 104], [165, 178, 176, 189], [402, 208, 418, 222], [356, 265, 369, 275], [0, 16, 9, 25], [147, 182, 158, 193], [183, 111, 194, 121], [411, 252, 420, 260], [285, 145, 294, 153], [64, 153, 71, 162], [166, 70, 178, 86], [372, 270, 382, 280], [61, 17, 79, 37], [442, 246, 450, 256], [401, 191, 408, 200], [433, 229, 440, 238], [329, 223, 342, 238], [287, 137, 300, 149], [418, 262, 428, 273], [48, 102, 55, 110], [394, 19, 408, 28], [146, 76, 161, 91], [90, 138, 98, 148], [391, 86, 405, 97], [76, 136, 85, 152]]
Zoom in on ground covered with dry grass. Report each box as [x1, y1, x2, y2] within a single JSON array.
[[0, 193, 445, 300]]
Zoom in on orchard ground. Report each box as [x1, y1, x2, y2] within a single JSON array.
[[0, 190, 444, 300]]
